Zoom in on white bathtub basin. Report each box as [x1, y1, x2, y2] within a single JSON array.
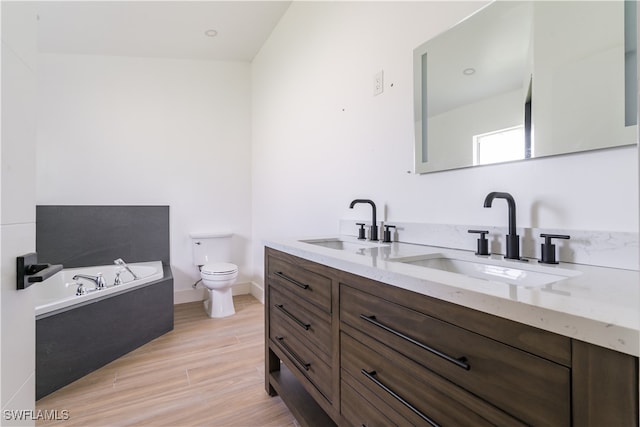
[[34, 261, 164, 316], [395, 254, 581, 287]]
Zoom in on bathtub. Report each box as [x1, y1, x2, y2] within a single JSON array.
[[35, 261, 173, 399], [35, 261, 164, 317]]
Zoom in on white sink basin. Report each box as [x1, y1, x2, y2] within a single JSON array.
[[300, 238, 387, 251], [398, 254, 581, 287]]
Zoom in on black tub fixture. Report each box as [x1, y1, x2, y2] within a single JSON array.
[[349, 199, 378, 241], [483, 192, 521, 260], [17, 252, 62, 290]]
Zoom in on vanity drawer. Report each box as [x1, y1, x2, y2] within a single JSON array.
[[268, 254, 332, 312], [269, 286, 331, 359], [341, 377, 400, 427], [341, 284, 571, 426], [270, 311, 333, 401], [341, 331, 526, 427]]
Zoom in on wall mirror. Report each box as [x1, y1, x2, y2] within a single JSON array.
[[414, 1, 637, 174]]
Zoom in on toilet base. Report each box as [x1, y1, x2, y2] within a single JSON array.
[[203, 288, 235, 318]]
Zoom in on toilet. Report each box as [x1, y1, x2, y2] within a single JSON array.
[[190, 232, 238, 318]]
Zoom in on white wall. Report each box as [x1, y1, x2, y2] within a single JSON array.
[[1, 2, 38, 425], [251, 1, 638, 284], [36, 54, 252, 302]]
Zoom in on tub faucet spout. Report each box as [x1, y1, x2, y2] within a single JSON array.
[[114, 258, 139, 280], [72, 273, 106, 289]]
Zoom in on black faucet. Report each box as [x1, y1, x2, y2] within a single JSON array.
[[349, 199, 378, 241], [483, 192, 520, 260]]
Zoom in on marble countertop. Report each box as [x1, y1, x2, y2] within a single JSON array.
[[265, 236, 640, 357]]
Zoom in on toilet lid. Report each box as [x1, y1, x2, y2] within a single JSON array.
[[201, 262, 238, 276]]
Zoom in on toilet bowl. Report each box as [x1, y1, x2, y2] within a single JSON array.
[[200, 262, 238, 318], [190, 232, 238, 318]]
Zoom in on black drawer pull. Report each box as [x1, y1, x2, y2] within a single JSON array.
[[361, 369, 441, 427], [274, 304, 310, 330], [276, 336, 310, 371], [274, 271, 309, 290], [360, 314, 470, 371]]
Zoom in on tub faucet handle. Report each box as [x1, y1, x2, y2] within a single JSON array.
[[74, 282, 87, 296], [96, 273, 106, 288], [114, 270, 122, 286]]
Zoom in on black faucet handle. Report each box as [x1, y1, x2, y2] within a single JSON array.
[[382, 225, 396, 243], [356, 223, 366, 240], [540, 233, 570, 264], [468, 230, 490, 256]]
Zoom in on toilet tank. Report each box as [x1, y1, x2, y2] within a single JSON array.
[[189, 232, 233, 266]]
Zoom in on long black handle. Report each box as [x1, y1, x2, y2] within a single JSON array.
[[360, 314, 470, 371], [274, 304, 310, 330], [276, 336, 310, 371], [274, 271, 309, 290], [361, 369, 440, 427]]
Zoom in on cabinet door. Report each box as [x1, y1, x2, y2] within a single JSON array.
[[572, 340, 639, 426]]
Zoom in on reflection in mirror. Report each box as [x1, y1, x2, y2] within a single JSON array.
[[414, 1, 637, 174]]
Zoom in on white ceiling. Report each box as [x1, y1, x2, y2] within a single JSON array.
[[35, 1, 291, 61]]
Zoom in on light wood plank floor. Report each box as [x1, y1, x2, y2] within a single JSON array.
[[36, 295, 297, 427]]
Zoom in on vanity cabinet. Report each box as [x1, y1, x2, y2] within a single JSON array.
[[265, 249, 340, 424], [265, 248, 639, 426]]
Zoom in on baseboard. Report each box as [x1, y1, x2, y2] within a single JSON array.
[[173, 287, 206, 304], [232, 282, 251, 296], [173, 281, 256, 305], [250, 281, 264, 304]]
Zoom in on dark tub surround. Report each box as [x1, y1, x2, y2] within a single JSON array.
[[36, 267, 173, 400], [35, 205, 174, 400], [36, 205, 170, 267]]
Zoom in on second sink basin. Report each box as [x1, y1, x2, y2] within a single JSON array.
[[300, 238, 387, 251], [397, 254, 582, 287]]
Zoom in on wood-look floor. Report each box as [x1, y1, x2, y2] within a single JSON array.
[[36, 295, 297, 427]]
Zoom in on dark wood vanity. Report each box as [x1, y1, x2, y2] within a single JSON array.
[[265, 247, 639, 426]]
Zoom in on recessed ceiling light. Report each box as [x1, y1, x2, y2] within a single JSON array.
[[463, 68, 476, 76], [204, 29, 218, 38]]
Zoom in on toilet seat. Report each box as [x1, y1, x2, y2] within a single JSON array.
[[201, 262, 238, 278]]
